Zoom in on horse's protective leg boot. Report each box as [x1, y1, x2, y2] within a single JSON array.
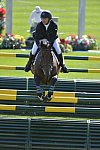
[[58, 53, 68, 73], [24, 53, 35, 72]]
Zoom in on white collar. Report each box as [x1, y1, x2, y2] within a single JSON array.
[[44, 21, 50, 30]]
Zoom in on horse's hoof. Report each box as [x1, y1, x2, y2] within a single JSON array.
[[38, 96, 44, 101], [44, 95, 52, 102], [48, 92, 53, 97], [47, 96, 52, 101]]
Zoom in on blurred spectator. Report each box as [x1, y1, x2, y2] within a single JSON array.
[[29, 6, 43, 33]]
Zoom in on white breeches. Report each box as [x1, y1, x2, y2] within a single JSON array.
[[31, 39, 61, 55], [31, 42, 38, 55]]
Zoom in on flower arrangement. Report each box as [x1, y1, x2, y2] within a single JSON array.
[[65, 34, 98, 51], [58, 38, 67, 52], [0, 34, 25, 49], [0, 6, 6, 16], [59, 38, 73, 52], [0, 5, 6, 34]]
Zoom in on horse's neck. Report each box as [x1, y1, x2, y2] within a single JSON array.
[[44, 52, 52, 60], [41, 47, 52, 55]]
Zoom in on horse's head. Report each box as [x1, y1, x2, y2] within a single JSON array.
[[39, 39, 52, 53]]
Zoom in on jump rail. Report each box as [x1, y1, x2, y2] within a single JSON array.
[[0, 77, 100, 117], [0, 52, 29, 58], [1, 104, 100, 114], [0, 77, 100, 93], [0, 94, 100, 105], [0, 89, 100, 97], [1, 118, 99, 150], [0, 65, 100, 73], [0, 52, 100, 60]]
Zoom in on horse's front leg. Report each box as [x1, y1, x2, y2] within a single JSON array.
[[34, 76, 44, 101], [46, 76, 57, 101]]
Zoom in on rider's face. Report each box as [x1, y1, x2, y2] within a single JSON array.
[[41, 18, 49, 25]]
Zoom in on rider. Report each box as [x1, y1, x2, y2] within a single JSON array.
[[25, 11, 68, 73]]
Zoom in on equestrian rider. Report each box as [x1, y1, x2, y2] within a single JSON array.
[[25, 11, 68, 73]]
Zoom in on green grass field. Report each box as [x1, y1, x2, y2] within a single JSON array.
[[0, 49, 100, 79], [12, 0, 100, 46], [0, 0, 100, 79]]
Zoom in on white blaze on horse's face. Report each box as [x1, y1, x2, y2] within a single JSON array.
[[41, 18, 49, 25]]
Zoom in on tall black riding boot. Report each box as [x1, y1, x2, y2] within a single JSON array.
[[58, 53, 68, 73], [24, 52, 35, 72]]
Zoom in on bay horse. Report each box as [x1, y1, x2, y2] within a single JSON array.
[[31, 40, 60, 101]]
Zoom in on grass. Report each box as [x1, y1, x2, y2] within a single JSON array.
[[0, 0, 100, 78], [1, 0, 100, 79], [10, 0, 100, 46], [0, 49, 100, 79]]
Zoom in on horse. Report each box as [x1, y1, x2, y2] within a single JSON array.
[[31, 40, 60, 101]]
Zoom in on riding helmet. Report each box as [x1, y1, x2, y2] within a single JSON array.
[[41, 11, 52, 19]]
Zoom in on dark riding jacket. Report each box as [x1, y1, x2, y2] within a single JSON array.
[[34, 20, 58, 45]]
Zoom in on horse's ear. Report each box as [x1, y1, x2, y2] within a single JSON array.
[[47, 43, 52, 48], [39, 41, 43, 48], [40, 41, 43, 46]]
